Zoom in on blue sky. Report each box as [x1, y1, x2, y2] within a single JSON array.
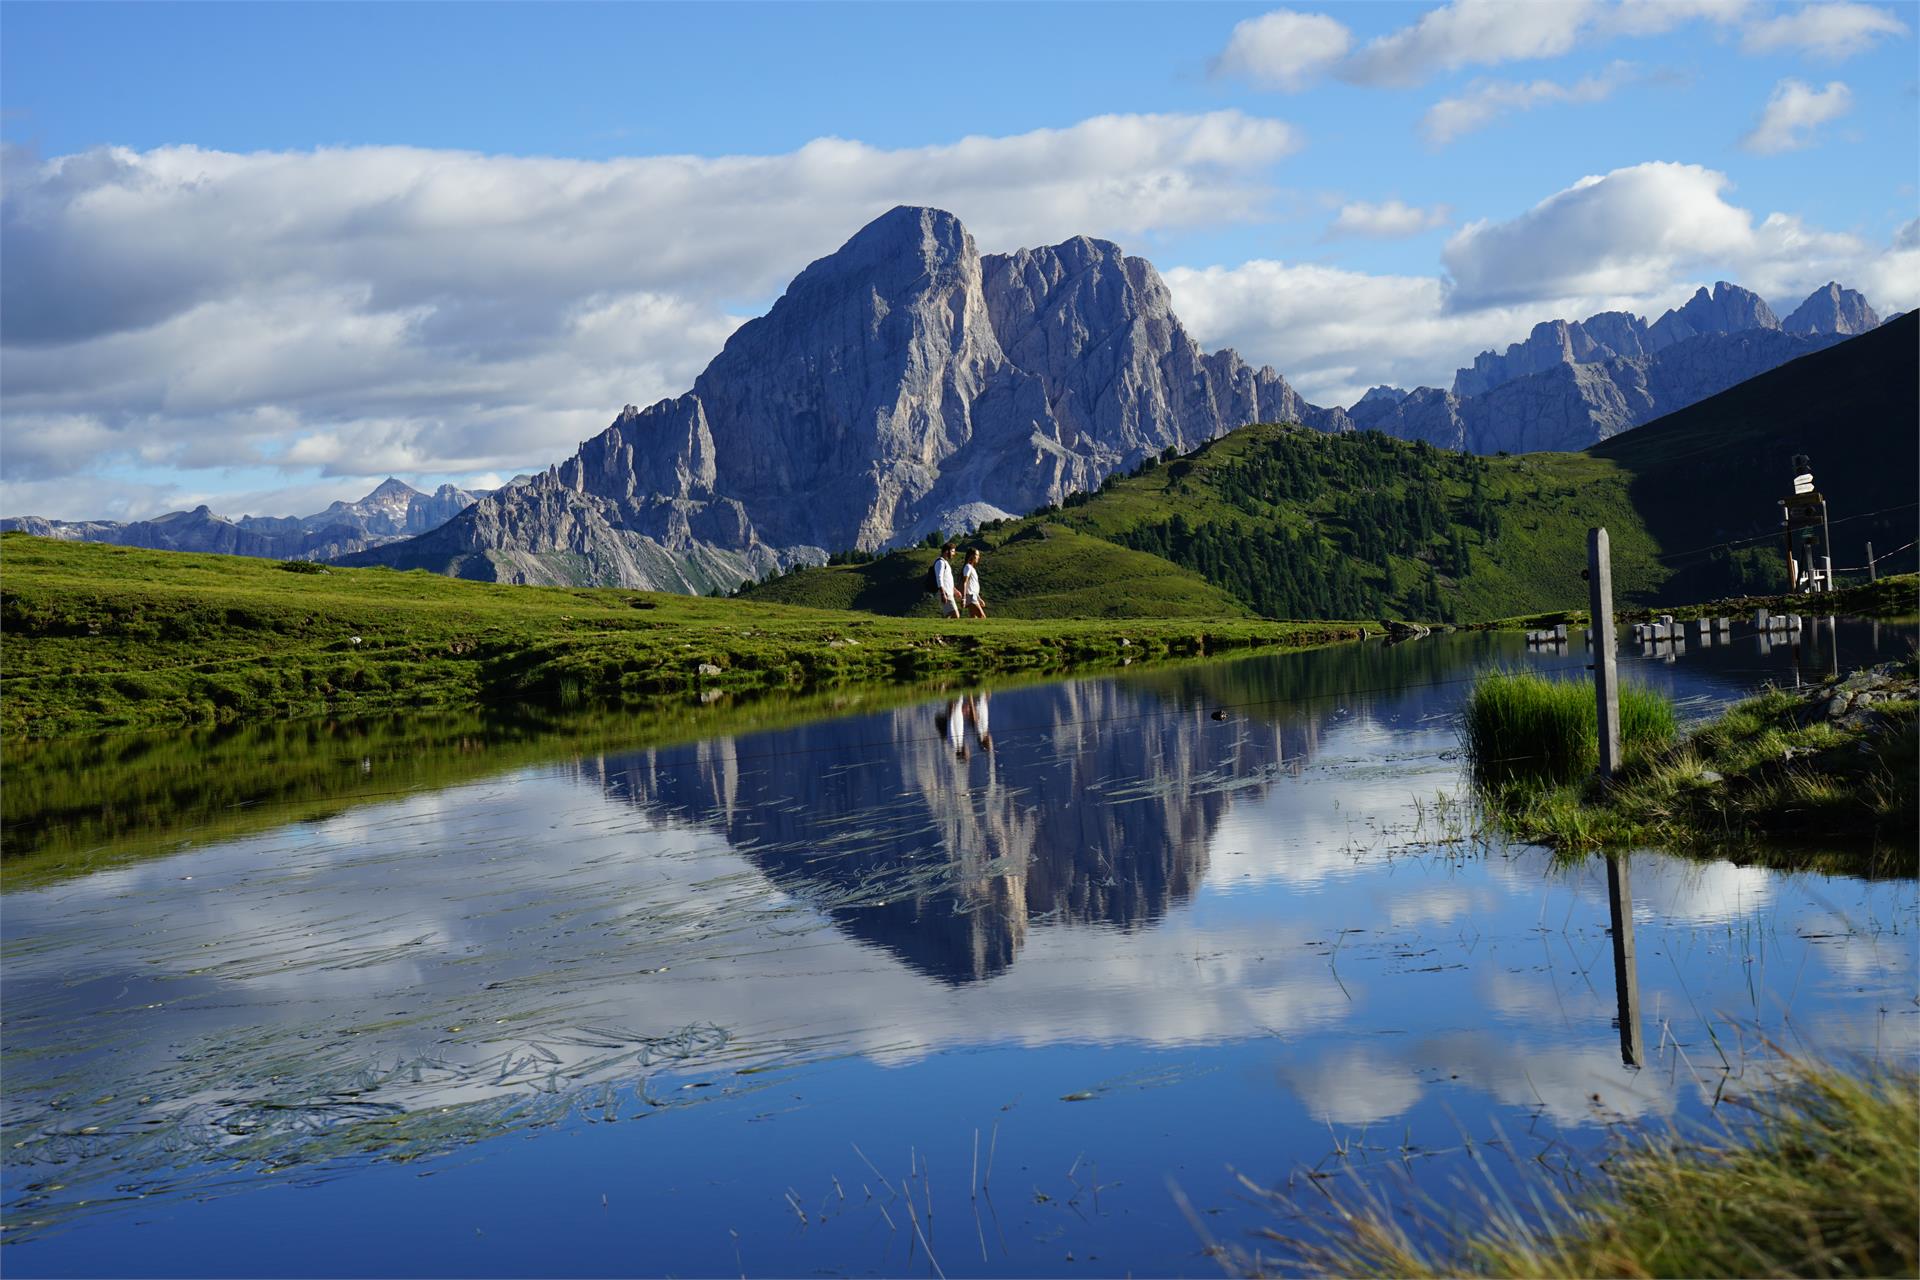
[[3, 0, 1915, 520]]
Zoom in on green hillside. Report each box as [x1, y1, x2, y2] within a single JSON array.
[[742, 523, 1252, 618], [743, 315, 1917, 623]]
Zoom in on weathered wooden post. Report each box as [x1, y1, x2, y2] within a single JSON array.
[[1587, 528, 1621, 779], [1605, 853, 1643, 1068], [1867, 542, 1877, 582]]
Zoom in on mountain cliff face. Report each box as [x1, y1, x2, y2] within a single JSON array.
[[1, 478, 488, 561], [1370, 281, 1875, 453], [348, 207, 1351, 591]]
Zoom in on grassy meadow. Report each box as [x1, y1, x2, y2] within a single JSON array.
[[0, 534, 1369, 739]]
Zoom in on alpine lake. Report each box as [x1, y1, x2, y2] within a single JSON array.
[[3, 619, 1915, 1277]]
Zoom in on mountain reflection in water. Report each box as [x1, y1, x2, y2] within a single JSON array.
[[581, 680, 1322, 984]]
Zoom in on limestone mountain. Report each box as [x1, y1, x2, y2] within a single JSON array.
[[1783, 282, 1880, 335], [348, 206, 1350, 591], [2, 478, 489, 561]]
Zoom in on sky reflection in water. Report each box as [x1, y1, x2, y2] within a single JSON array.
[[3, 623, 1915, 1276]]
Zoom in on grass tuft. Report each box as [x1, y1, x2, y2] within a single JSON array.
[[1463, 671, 1675, 785], [1471, 663, 1918, 876]]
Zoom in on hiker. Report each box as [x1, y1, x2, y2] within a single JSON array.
[[962, 548, 986, 619], [929, 542, 959, 618]]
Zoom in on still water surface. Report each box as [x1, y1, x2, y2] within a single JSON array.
[[4, 622, 1915, 1276]]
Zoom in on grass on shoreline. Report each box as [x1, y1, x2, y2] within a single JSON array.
[[1236, 1058, 1918, 1279], [1469, 663, 1918, 876], [0, 535, 1370, 739], [1463, 671, 1675, 785]]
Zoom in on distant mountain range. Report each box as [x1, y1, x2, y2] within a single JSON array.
[[6, 205, 1888, 592], [1, 477, 513, 560], [1350, 280, 1880, 453]]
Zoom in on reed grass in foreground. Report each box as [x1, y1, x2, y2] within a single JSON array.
[[1463, 671, 1675, 785], [1230, 1060, 1919, 1279]]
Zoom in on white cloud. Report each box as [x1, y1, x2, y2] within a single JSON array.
[[1422, 62, 1647, 145], [1440, 161, 1865, 307], [1166, 258, 1550, 405], [1607, 0, 1754, 36], [1214, 9, 1353, 90], [1342, 0, 1599, 87], [0, 113, 1300, 518], [1740, 78, 1854, 153], [1168, 161, 1914, 406], [1742, 1, 1909, 58], [1326, 198, 1453, 238]]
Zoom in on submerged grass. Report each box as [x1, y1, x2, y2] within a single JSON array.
[[1235, 1059, 1919, 1280], [1471, 664, 1919, 876], [1463, 671, 1675, 785]]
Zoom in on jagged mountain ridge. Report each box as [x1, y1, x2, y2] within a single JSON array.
[[347, 206, 1351, 591], [1359, 280, 1878, 453], [2, 478, 493, 561]]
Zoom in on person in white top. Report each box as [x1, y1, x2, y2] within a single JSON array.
[[961, 548, 986, 619], [934, 542, 960, 617]]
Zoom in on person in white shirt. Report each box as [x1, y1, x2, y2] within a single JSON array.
[[961, 548, 986, 619], [934, 542, 960, 618]]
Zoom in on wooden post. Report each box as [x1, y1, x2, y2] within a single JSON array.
[[1605, 853, 1643, 1068], [1867, 542, 1877, 581], [1588, 528, 1621, 779]]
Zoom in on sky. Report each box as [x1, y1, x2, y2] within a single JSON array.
[[2, 0, 1916, 521]]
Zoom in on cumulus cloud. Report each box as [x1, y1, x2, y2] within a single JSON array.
[[1441, 161, 1866, 307], [1606, 0, 1754, 36], [1326, 198, 1453, 238], [1740, 78, 1854, 153], [1168, 161, 1914, 407], [1422, 62, 1650, 145], [1742, 0, 1909, 58], [1216, 0, 1882, 97], [1213, 9, 1353, 90], [0, 113, 1300, 517], [1342, 0, 1599, 87]]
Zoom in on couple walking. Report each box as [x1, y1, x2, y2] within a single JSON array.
[[932, 542, 986, 619]]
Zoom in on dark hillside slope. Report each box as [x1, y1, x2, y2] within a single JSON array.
[[1593, 310, 1919, 597]]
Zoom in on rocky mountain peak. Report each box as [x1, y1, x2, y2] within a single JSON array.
[[1784, 282, 1880, 336], [351, 206, 1351, 591], [1649, 281, 1779, 348], [784, 205, 976, 301], [368, 477, 420, 499]]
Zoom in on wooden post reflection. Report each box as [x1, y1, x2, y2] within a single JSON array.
[[1606, 853, 1644, 1067]]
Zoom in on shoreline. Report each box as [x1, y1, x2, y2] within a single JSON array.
[[0, 536, 1371, 741]]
